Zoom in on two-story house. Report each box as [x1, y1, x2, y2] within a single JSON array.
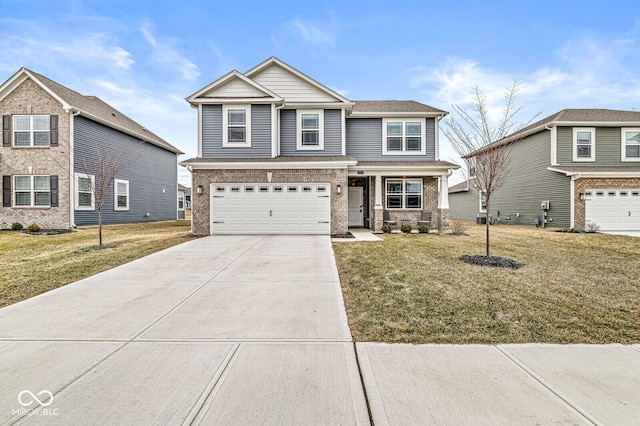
[[449, 109, 640, 232], [181, 57, 459, 235], [0, 68, 183, 230]]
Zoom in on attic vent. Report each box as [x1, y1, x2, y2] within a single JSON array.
[[111, 113, 117, 117]]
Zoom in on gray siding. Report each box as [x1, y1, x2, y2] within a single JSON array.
[[449, 130, 572, 228], [201, 104, 271, 158], [346, 117, 436, 161], [557, 126, 627, 166], [279, 109, 342, 156], [73, 116, 177, 225]]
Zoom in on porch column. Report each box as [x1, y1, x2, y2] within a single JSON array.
[[374, 174, 383, 231], [438, 173, 450, 231]]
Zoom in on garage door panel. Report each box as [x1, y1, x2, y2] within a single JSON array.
[[585, 189, 640, 231], [211, 183, 331, 235]]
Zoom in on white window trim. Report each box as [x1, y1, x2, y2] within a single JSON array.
[[382, 118, 426, 155], [75, 173, 95, 210], [222, 105, 251, 147], [479, 191, 487, 213], [114, 178, 129, 211], [621, 127, 640, 162], [296, 109, 324, 151], [13, 175, 50, 208], [572, 127, 596, 162], [178, 191, 185, 211], [13, 115, 51, 147], [385, 178, 423, 210]]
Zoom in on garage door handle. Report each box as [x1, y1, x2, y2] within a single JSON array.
[[318, 221, 330, 224]]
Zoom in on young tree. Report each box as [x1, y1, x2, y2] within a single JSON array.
[[75, 141, 141, 247], [443, 80, 536, 257]]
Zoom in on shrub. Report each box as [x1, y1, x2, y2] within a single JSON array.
[[418, 225, 429, 234], [381, 224, 392, 233], [400, 224, 412, 233], [26, 222, 41, 233], [449, 220, 470, 236], [11, 222, 23, 231], [585, 222, 600, 233]]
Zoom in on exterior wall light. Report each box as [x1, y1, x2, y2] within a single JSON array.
[[196, 185, 203, 195], [336, 184, 342, 194]]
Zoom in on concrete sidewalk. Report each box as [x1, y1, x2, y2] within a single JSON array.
[[0, 235, 368, 425]]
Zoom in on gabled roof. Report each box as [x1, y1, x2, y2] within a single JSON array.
[[351, 100, 447, 117], [244, 56, 352, 105], [469, 109, 640, 156], [448, 180, 470, 193], [0, 68, 182, 154], [186, 69, 282, 104]]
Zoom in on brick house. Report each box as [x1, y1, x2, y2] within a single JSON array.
[[181, 57, 458, 235], [0, 68, 183, 229], [449, 109, 640, 231]]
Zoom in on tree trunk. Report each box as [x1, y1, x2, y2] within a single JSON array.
[[485, 198, 490, 257], [98, 208, 103, 247]]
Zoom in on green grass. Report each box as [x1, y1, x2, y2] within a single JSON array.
[[0, 220, 197, 308], [333, 224, 640, 344]]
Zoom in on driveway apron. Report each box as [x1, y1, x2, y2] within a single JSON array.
[[0, 235, 369, 425]]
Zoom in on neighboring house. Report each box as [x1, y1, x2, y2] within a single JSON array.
[[449, 109, 640, 231], [0, 68, 183, 229], [178, 183, 191, 219], [181, 57, 458, 235]]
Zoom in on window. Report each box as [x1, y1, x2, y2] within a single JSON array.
[[621, 128, 640, 161], [13, 175, 50, 207], [178, 192, 185, 211], [114, 179, 129, 211], [297, 110, 324, 150], [383, 119, 425, 155], [573, 127, 595, 161], [479, 191, 487, 213], [75, 173, 95, 210], [386, 178, 422, 209], [13, 115, 51, 147], [222, 105, 251, 146]]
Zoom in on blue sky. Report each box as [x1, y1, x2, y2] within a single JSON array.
[[2, 0, 640, 184]]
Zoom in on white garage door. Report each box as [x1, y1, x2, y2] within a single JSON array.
[[585, 189, 640, 231], [210, 183, 331, 234]]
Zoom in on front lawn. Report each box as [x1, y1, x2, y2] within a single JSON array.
[[333, 224, 640, 343], [0, 220, 196, 308]]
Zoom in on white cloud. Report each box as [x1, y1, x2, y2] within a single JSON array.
[[287, 13, 338, 45], [139, 24, 200, 81]]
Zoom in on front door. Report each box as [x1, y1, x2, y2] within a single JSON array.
[[348, 187, 364, 227]]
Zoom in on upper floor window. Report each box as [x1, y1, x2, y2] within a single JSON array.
[[14, 175, 51, 207], [382, 119, 425, 155], [621, 128, 640, 161], [13, 115, 50, 147], [222, 105, 251, 147], [573, 127, 595, 161], [297, 110, 324, 150], [386, 178, 422, 209], [114, 179, 129, 211]]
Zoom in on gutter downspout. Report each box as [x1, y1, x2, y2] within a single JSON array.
[[274, 101, 285, 157], [69, 108, 81, 228], [570, 173, 580, 229]]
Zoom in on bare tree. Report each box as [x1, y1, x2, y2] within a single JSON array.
[[443, 79, 536, 257], [75, 141, 141, 247]]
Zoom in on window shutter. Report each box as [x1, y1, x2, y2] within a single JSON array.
[[2, 115, 10, 147], [2, 175, 11, 207], [50, 175, 59, 207], [50, 115, 58, 147]]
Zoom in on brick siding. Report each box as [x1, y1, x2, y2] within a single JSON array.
[[574, 177, 640, 229]]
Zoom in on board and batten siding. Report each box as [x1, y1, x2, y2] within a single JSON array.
[[201, 104, 272, 158], [279, 109, 342, 156], [556, 126, 628, 166], [73, 116, 178, 225], [345, 117, 436, 161], [449, 130, 571, 228]]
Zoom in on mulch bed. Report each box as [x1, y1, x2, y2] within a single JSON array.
[[459, 254, 524, 269]]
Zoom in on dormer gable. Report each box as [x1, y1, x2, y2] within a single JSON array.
[[186, 70, 282, 105]]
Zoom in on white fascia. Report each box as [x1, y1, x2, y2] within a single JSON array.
[[185, 160, 357, 170]]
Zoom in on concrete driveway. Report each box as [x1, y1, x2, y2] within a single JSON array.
[[0, 235, 368, 425]]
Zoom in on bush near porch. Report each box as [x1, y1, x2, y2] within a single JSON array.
[[333, 223, 640, 344]]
